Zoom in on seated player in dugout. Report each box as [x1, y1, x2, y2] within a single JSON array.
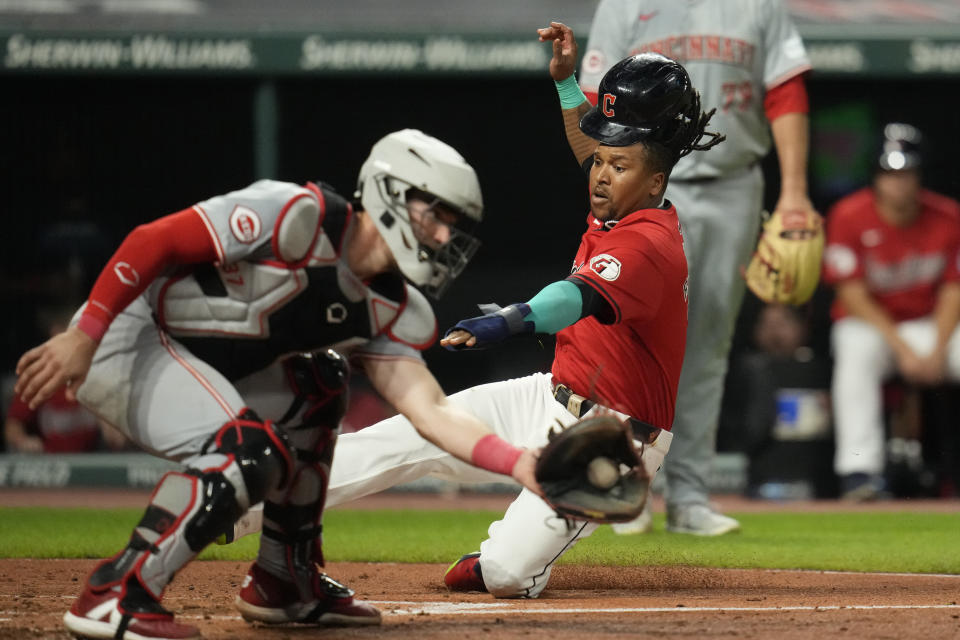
[[14, 129, 542, 639], [226, 22, 725, 598], [823, 123, 960, 501]]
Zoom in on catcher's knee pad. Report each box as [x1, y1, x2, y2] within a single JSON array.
[[90, 411, 294, 599], [202, 409, 295, 505]]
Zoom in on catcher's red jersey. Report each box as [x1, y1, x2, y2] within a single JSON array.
[[823, 188, 960, 322], [553, 204, 689, 430]]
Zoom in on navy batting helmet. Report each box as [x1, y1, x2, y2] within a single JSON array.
[[580, 53, 722, 159]]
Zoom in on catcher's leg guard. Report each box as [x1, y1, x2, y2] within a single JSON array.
[[238, 350, 379, 625], [260, 349, 349, 577], [86, 410, 293, 600]]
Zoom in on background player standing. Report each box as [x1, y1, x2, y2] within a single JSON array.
[[578, 0, 816, 535], [229, 23, 724, 599], [822, 123, 960, 500], [15, 129, 540, 639]]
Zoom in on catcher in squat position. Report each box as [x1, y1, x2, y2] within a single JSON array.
[[231, 24, 726, 598], [15, 129, 541, 639]]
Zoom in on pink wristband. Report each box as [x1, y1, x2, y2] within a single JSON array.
[[76, 312, 108, 343], [471, 434, 523, 477]]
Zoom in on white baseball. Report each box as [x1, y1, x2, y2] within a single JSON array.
[[586, 456, 619, 489]]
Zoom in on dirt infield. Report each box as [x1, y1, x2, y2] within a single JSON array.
[[2, 490, 959, 639], [2, 560, 959, 639]]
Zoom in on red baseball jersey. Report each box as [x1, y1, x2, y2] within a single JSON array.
[[552, 205, 689, 429], [7, 389, 102, 452], [823, 188, 960, 321]]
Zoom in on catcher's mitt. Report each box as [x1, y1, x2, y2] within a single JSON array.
[[743, 209, 824, 305], [534, 415, 650, 524]]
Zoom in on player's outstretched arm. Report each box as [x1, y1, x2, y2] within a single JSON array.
[[440, 280, 594, 351], [537, 21, 596, 165], [15, 210, 219, 409], [363, 355, 541, 495]]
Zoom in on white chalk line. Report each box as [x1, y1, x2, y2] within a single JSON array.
[[2, 601, 959, 620], [770, 569, 960, 579], [369, 601, 960, 616]]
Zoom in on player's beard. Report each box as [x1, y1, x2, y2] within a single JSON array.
[[589, 190, 617, 221]]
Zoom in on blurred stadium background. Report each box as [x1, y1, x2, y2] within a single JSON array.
[[1, 0, 959, 496]]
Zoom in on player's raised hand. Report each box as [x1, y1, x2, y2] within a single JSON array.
[[536, 21, 578, 81], [15, 326, 97, 409]]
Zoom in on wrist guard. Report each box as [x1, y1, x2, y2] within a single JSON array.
[[443, 303, 534, 350]]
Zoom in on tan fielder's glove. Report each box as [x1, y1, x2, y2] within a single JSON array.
[[534, 415, 650, 524], [743, 209, 824, 305]]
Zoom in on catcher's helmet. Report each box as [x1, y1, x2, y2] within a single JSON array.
[[580, 53, 702, 156], [877, 122, 922, 171], [356, 129, 483, 299]]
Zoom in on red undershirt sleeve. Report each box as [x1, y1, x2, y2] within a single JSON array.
[[76, 209, 220, 342], [764, 73, 809, 121]]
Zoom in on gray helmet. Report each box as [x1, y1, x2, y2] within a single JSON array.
[[356, 129, 483, 298]]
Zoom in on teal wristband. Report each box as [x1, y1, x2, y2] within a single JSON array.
[[554, 75, 588, 110]]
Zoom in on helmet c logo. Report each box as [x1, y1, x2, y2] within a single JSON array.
[[602, 93, 617, 117]]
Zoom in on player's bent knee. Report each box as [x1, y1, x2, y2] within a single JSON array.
[[478, 557, 547, 599], [202, 409, 295, 505]]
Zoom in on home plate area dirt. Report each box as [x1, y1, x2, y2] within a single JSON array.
[[2, 559, 959, 639]]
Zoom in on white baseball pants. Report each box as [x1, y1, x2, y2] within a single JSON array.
[[831, 316, 960, 475], [324, 371, 672, 598]]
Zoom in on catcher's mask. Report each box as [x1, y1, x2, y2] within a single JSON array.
[[877, 122, 923, 172], [356, 129, 483, 299], [580, 53, 702, 158]]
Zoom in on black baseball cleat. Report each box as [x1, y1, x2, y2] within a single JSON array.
[[443, 552, 487, 592], [236, 562, 381, 626]]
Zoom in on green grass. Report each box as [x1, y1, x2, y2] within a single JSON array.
[[2, 507, 959, 574]]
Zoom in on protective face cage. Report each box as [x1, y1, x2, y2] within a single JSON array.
[[371, 173, 481, 299]]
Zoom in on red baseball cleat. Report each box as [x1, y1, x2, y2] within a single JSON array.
[[443, 552, 487, 592], [235, 562, 380, 626], [63, 581, 200, 640]]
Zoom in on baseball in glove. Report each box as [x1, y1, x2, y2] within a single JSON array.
[[743, 209, 824, 305], [534, 415, 650, 524]]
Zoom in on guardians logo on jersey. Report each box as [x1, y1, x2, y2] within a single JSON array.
[[589, 254, 622, 281]]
